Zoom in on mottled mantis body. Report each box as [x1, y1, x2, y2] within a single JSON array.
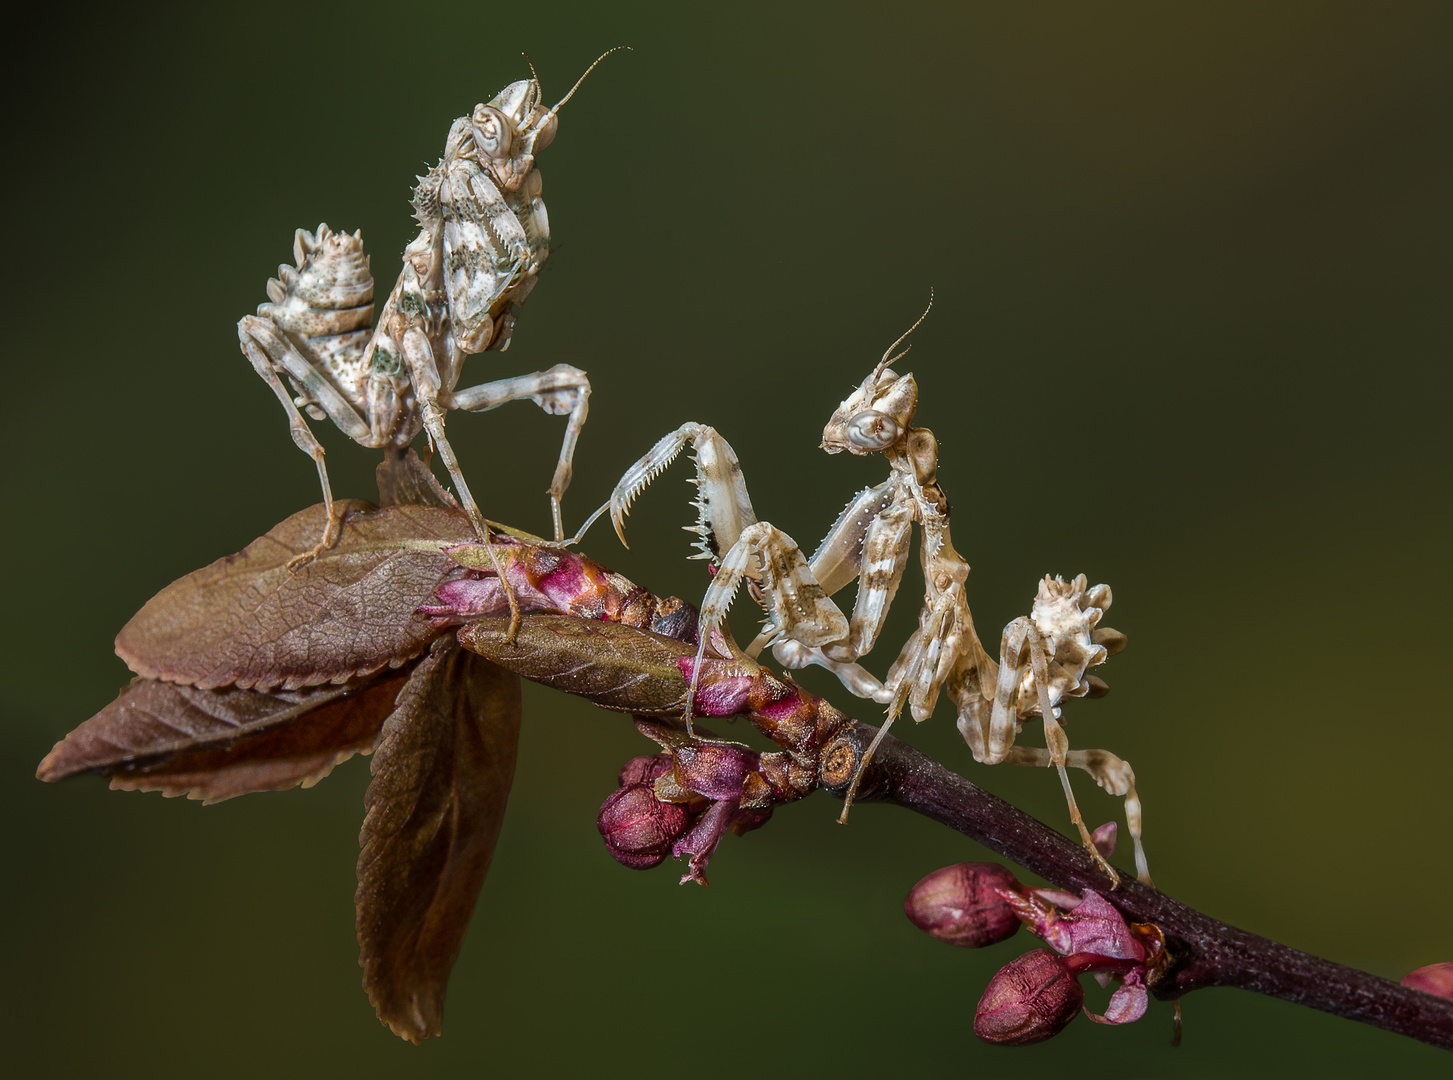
[[602, 301, 1150, 883], [237, 51, 626, 569]]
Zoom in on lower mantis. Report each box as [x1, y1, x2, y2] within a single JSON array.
[[597, 302, 1150, 883]]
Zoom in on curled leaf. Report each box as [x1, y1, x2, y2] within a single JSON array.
[[457, 615, 691, 715], [38, 673, 407, 803], [357, 638, 522, 1043], [117, 502, 473, 691]]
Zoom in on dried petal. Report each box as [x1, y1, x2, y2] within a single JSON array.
[[974, 948, 1083, 1046], [1084, 970, 1149, 1025], [904, 863, 1022, 948], [1058, 891, 1144, 962], [1401, 962, 1453, 1000], [728, 806, 773, 836]]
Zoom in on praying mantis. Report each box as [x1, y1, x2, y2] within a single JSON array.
[[601, 299, 1150, 884], [237, 51, 627, 575]]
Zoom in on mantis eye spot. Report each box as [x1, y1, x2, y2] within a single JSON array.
[[846, 411, 900, 450], [471, 107, 512, 158]]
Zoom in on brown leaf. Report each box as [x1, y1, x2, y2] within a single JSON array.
[[357, 638, 522, 1043], [37, 672, 409, 803], [376, 448, 459, 511], [457, 614, 691, 715], [116, 502, 475, 691]]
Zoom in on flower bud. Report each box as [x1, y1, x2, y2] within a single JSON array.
[[904, 862, 1022, 948], [618, 753, 674, 788], [974, 948, 1084, 1046], [1401, 962, 1453, 1001], [597, 780, 691, 870], [673, 742, 758, 801]]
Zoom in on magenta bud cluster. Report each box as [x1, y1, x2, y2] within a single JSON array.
[[596, 743, 777, 886], [597, 756, 690, 870], [903, 859, 1162, 1045]]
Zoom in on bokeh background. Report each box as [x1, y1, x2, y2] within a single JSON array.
[[3, 2, 1449, 1075]]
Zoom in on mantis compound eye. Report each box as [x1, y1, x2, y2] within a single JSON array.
[[471, 106, 513, 158], [846, 410, 901, 451], [530, 109, 559, 153]]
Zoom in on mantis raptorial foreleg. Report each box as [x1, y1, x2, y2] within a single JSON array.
[[682, 521, 850, 732], [604, 422, 757, 558]]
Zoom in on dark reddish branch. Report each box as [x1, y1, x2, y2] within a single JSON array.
[[827, 720, 1453, 1051], [448, 587, 1452, 1050]]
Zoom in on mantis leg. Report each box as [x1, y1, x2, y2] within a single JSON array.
[[1027, 627, 1121, 886], [1004, 745, 1152, 886], [597, 423, 758, 559], [684, 521, 847, 732], [446, 364, 591, 542], [399, 326, 521, 637], [237, 315, 374, 565]]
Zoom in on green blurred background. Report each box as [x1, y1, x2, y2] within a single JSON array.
[[4, 1, 1449, 1075]]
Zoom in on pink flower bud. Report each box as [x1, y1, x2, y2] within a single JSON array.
[[974, 948, 1084, 1046], [675, 657, 755, 717], [904, 863, 1022, 948], [1090, 821, 1117, 859], [1402, 962, 1453, 1000], [597, 781, 691, 870], [673, 743, 758, 801], [618, 754, 674, 787]]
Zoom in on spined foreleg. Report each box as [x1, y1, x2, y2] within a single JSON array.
[[750, 488, 911, 684], [597, 422, 759, 561], [682, 521, 849, 731]]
